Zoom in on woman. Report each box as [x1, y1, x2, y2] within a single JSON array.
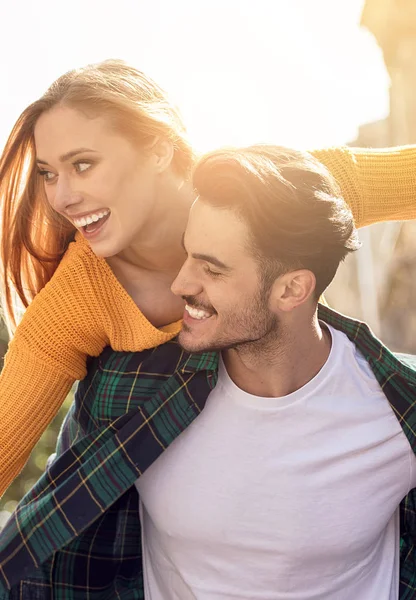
[[0, 58, 416, 499]]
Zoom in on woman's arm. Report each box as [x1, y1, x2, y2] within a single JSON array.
[[0, 237, 180, 498], [311, 145, 416, 228], [0, 348, 75, 496], [0, 241, 108, 498]]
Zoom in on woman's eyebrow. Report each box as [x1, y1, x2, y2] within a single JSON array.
[[36, 148, 98, 165]]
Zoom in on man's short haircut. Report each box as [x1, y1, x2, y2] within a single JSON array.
[[192, 145, 361, 298]]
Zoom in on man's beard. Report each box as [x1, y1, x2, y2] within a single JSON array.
[[179, 283, 280, 355]]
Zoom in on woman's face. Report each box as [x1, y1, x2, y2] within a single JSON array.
[[34, 105, 165, 257]]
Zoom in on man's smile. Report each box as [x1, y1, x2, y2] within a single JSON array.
[[184, 304, 215, 320]]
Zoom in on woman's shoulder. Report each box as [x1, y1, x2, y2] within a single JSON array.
[[55, 234, 134, 314], [61, 232, 100, 264], [36, 233, 117, 311], [59, 233, 111, 281]]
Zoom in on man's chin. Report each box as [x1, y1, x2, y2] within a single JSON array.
[[178, 333, 239, 355], [178, 331, 215, 353]]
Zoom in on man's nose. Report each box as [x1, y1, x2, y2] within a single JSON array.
[[171, 262, 203, 298]]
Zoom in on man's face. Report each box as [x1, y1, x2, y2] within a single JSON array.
[[171, 200, 279, 353]]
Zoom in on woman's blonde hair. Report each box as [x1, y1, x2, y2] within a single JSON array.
[[0, 59, 194, 328]]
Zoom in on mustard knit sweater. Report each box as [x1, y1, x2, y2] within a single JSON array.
[[1, 145, 416, 497]]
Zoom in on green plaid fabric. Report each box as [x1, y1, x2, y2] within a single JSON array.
[[0, 304, 415, 599]]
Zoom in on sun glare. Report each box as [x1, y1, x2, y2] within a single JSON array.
[[171, 0, 389, 152], [0, 0, 388, 154]]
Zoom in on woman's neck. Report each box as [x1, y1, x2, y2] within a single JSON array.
[[104, 178, 194, 326], [112, 178, 194, 274]]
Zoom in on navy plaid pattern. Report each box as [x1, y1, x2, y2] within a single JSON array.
[[0, 305, 415, 599]]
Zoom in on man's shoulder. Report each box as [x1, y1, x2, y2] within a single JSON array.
[[318, 303, 416, 385], [395, 353, 416, 371]]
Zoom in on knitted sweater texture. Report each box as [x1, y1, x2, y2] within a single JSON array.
[[1, 145, 416, 496]]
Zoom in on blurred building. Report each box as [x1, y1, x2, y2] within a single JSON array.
[[361, 0, 416, 145], [326, 0, 416, 353]]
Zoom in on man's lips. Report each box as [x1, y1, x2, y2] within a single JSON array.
[[184, 304, 216, 321]]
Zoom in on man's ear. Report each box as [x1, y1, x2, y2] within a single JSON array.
[[270, 270, 316, 312], [150, 137, 175, 173]]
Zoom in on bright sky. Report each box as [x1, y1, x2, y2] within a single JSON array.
[[1, 0, 388, 153]]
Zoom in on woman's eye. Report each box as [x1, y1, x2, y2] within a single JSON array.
[[74, 161, 91, 173], [38, 169, 56, 183]]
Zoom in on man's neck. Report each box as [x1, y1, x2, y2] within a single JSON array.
[[222, 315, 332, 398]]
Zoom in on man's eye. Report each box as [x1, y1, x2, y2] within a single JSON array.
[[38, 169, 56, 183], [204, 265, 222, 278], [74, 161, 92, 173]]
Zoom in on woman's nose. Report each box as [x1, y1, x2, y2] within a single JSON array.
[[51, 176, 83, 214]]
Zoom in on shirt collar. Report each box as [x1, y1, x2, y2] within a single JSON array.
[[180, 350, 219, 373]]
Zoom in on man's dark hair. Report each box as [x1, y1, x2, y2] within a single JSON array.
[[192, 145, 361, 298]]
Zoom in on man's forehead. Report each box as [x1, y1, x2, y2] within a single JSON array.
[[188, 200, 244, 234], [184, 202, 253, 261]]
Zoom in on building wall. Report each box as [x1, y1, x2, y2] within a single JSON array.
[[326, 0, 416, 353]]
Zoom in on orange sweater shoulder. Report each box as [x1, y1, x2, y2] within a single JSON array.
[[0, 236, 179, 496]]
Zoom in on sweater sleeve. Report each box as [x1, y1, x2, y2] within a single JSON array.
[[0, 237, 180, 498], [0, 240, 109, 497], [311, 146, 416, 228]]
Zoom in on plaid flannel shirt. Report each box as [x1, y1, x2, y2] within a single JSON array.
[[0, 304, 415, 599]]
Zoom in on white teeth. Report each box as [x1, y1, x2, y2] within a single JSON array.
[[185, 304, 212, 320], [73, 210, 110, 228]]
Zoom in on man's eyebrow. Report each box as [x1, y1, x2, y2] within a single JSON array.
[[191, 253, 231, 271], [181, 234, 231, 270], [36, 148, 98, 165]]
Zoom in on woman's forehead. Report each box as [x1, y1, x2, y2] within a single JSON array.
[[34, 106, 124, 158]]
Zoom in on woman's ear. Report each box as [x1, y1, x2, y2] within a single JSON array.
[[152, 138, 175, 173]]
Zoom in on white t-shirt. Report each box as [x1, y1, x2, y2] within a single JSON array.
[[135, 325, 416, 599]]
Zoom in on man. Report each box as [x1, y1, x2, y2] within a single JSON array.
[[1, 147, 416, 599], [132, 146, 416, 599]]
